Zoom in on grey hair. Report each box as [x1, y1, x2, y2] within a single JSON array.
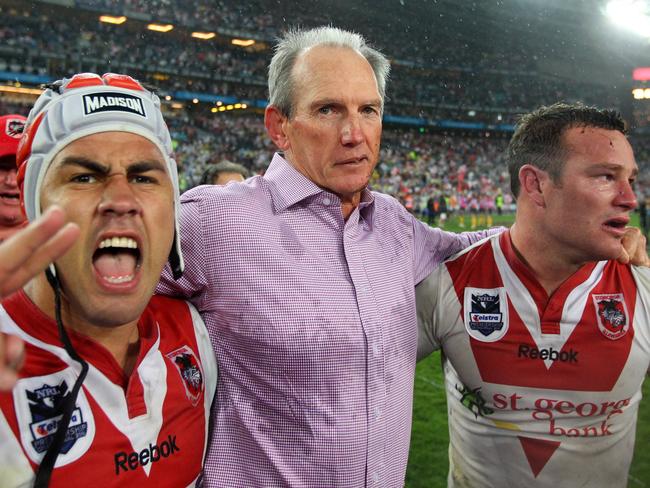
[[268, 26, 390, 117]]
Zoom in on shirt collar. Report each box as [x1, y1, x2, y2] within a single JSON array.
[[264, 153, 376, 227], [264, 153, 324, 213]]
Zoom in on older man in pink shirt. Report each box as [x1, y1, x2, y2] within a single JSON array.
[[156, 26, 497, 487]]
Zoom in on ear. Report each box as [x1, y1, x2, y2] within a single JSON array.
[[264, 105, 290, 151], [518, 164, 550, 208]]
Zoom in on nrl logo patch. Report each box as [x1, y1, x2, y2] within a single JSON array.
[[14, 371, 95, 466], [26, 381, 88, 455], [4, 117, 24, 138], [166, 346, 204, 407], [464, 287, 509, 342], [592, 293, 629, 340], [82, 91, 146, 117]]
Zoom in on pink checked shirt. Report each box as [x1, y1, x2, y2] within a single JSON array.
[[158, 153, 494, 487]]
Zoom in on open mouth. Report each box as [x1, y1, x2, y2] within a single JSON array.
[[603, 218, 628, 234], [92, 236, 141, 284], [0, 192, 20, 204]]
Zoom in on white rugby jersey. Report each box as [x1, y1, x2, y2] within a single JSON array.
[[417, 231, 650, 488], [0, 292, 217, 487]]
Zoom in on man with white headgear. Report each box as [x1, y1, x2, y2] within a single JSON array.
[[0, 73, 216, 487]]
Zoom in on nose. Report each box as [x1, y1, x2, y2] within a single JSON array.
[[97, 175, 143, 217], [4, 168, 18, 188], [340, 114, 364, 147], [615, 180, 637, 211]]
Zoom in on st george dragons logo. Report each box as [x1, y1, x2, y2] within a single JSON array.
[[4, 117, 24, 139], [166, 346, 204, 406], [592, 293, 629, 340]]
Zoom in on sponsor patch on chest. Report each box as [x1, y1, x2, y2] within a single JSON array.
[[464, 287, 509, 342], [592, 293, 629, 340]]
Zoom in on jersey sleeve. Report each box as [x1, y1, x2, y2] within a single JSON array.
[[631, 265, 650, 375], [416, 266, 444, 360]]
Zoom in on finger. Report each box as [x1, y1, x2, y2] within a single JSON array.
[[5, 335, 24, 371], [0, 369, 18, 391], [0, 222, 80, 297], [617, 246, 630, 264], [0, 334, 20, 391], [0, 206, 68, 274]]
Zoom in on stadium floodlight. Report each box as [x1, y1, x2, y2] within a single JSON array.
[[99, 15, 127, 25], [242, 103, 248, 109], [216, 101, 223, 106], [192, 98, 199, 104], [147, 23, 174, 33], [211, 107, 218, 113], [165, 95, 172, 101], [192, 32, 216, 40], [605, 0, 650, 37], [0, 85, 43, 95], [171, 102, 183, 109], [231, 38, 255, 47]]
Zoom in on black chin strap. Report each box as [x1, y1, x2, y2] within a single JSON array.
[[33, 269, 89, 488]]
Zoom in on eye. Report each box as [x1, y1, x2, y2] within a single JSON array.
[[70, 174, 97, 183], [318, 105, 334, 115], [596, 174, 615, 182], [131, 174, 157, 184], [362, 105, 379, 115]]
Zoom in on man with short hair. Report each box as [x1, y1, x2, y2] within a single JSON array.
[[199, 160, 249, 186], [0, 115, 27, 241], [417, 103, 650, 487], [0, 73, 216, 487], [157, 26, 500, 487]]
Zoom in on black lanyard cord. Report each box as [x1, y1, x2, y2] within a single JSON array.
[[33, 269, 89, 488]]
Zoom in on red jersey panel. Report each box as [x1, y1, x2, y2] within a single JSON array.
[[0, 292, 217, 487], [417, 231, 650, 488]]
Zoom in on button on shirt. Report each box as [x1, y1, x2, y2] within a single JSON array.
[[157, 153, 494, 487]]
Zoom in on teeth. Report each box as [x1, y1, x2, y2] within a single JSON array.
[[104, 274, 135, 284], [98, 237, 138, 250]]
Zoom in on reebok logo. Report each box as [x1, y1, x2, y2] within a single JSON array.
[[518, 344, 578, 363], [114, 434, 180, 475], [83, 92, 146, 117]]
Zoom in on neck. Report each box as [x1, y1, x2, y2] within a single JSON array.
[[341, 193, 361, 220], [509, 220, 583, 296], [24, 276, 140, 375]]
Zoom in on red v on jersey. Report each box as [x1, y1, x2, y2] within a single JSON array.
[[445, 231, 636, 391], [517, 436, 561, 478]]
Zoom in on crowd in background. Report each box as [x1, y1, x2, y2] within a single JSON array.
[[0, 1, 619, 125], [0, 0, 648, 224]]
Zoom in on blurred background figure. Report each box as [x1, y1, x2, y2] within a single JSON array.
[[200, 160, 249, 185], [0, 115, 26, 242]]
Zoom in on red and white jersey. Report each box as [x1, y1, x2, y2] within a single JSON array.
[[417, 231, 650, 488], [0, 292, 217, 488]]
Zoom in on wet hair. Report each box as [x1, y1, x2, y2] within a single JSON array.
[[268, 26, 390, 117], [200, 160, 249, 185], [507, 102, 626, 198]]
